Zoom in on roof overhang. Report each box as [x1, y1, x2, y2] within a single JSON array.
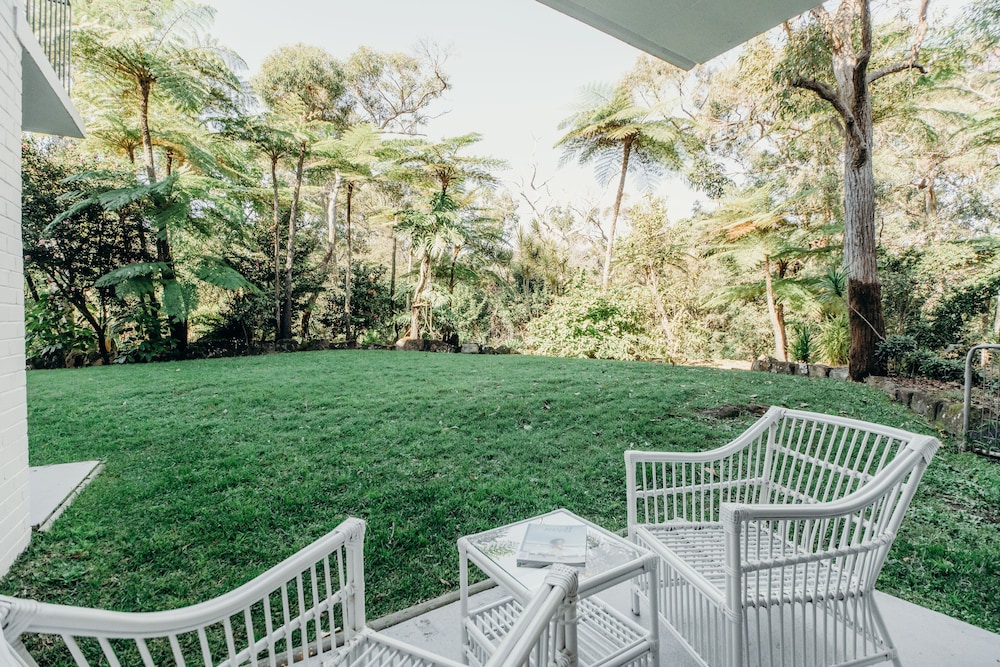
[[535, 0, 822, 70], [16, 6, 85, 138]]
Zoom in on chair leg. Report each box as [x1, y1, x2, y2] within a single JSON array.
[[630, 585, 641, 616], [870, 596, 902, 667]]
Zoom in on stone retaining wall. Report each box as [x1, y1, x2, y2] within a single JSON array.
[[751, 356, 964, 437]]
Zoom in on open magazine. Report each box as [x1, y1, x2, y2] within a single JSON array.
[[516, 523, 588, 567]]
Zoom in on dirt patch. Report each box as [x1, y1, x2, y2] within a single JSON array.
[[699, 404, 769, 420]]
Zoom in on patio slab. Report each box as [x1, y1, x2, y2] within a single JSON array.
[[28, 461, 103, 531], [376, 582, 1000, 667]]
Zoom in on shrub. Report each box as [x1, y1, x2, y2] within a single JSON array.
[[524, 285, 667, 361], [911, 351, 967, 382], [876, 335, 966, 382], [817, 314, 850, 365], [25, 293, 96, 368], [791, 324, 812, 363], [877, 335, 919, 374]]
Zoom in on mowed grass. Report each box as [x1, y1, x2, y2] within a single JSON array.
[[3, 351, 999, 635]]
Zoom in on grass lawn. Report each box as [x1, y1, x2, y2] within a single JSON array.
[[3, 351, 999, 638]]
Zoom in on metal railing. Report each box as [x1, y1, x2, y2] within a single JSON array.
[[24, 0, 72, 93], [964, 344, 1000, 459]]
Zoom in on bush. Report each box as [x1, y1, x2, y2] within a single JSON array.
[[877, 335, 919, 373], [25, 294, 96, 368], [911, 350, 967, 382], [524, 285, 667, 361], [791, 324, 812, 363], [816, 314, 849, 365], [876, 335, 966, 382]]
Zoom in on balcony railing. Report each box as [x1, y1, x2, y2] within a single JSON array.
[[24, 0, 72, 93]]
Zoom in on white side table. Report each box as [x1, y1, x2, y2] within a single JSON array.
[[458, 508, 659, 667]]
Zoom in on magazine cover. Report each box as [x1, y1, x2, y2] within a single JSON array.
[[516, 523, 588, 567]]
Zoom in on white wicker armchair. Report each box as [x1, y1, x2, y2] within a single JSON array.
[[625, 406, 939, 667], [0, 517, 580, 667]]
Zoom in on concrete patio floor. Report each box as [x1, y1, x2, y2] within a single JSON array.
[[376, 581, 1000, 666]]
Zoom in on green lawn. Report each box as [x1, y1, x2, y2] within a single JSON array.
[[3, 351, 999, 637]]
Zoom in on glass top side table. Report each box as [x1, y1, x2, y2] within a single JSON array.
[[457, 508, 659, 667]]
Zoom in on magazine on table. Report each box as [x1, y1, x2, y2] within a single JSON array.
[[516, 523, 588, 567]]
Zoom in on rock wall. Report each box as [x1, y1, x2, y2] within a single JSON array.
[[751, 356, 964, 437]]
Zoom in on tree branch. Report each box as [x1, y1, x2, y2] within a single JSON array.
[[912, 0, 930, 64], [867, 0, 930, 84], [811, 6, 837, 46], [854, 0, 873, 103], [792, 78, 866, 149], [867, 60, 928, 84]]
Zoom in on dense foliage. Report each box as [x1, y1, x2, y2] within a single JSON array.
[[21, 0, 1000, 381]]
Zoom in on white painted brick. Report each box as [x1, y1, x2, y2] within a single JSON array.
[[0, 0, 28, 576]]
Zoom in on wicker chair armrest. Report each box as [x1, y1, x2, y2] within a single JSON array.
[[626, 415, 780, 467], [1, 518, 367, 667], [719, 441, 936, 525], [484, 566, 579, 667]]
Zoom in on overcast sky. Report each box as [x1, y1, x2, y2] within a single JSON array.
[[202, 0, 706, 220]]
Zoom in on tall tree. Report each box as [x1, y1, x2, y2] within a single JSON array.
[[253, 44, 351, 340], [618, 197, 692, 356], [344, 45, 450, 134], [557, 84, 688, 291], [780, 0, 930, 380], [306, 124, 382, 342], [390, 134, 504, 339], [701, 185, 826, 362], [74, 0, 242, 348]]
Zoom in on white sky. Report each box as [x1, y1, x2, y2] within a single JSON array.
[[202, 0, 707, 222]]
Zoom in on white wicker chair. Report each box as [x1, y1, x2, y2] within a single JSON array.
[[625, 406, 939, 667], [0, 517, 580, 667]]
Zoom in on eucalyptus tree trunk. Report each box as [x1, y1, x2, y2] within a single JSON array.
[[791, 0, 927, 379], [344, 182, 354, 345], [280, 142, 307, 340], [602, 138, 633, 292], [299, 174, 340, 338], [842, 98, 886, 379], [764, 255, 788, 362], [410, 251, 431, 339], [271, 156, 282, 338]]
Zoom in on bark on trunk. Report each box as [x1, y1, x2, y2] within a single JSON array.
[[843, 99, 886, 380], [299, 176, 341, 339], [390, 234, 399, 340], [602, 138, 632, 292], [344, 182, 354, 345], [764, 255, 788, 361], [271, 157, 282, 338], [139, 81, 157, 184], [67, 293, 110, 365], [410, 251, 431, 339], [448, 244, 461, 294], [646, 268, 676, 354], [139, 79, 177, 346], [280, 143, 307, 340], [24, 273, 39, 302]]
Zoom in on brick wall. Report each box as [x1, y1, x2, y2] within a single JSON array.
[[0, 0, 30, 576]]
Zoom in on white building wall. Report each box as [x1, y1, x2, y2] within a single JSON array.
[[0, 0, 30, 576]]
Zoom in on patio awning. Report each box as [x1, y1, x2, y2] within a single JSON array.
[[534, 0, 822, 70]]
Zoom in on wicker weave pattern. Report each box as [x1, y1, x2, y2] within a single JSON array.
[[465, 596, 651, 667], [625, 407, 940, 667]]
